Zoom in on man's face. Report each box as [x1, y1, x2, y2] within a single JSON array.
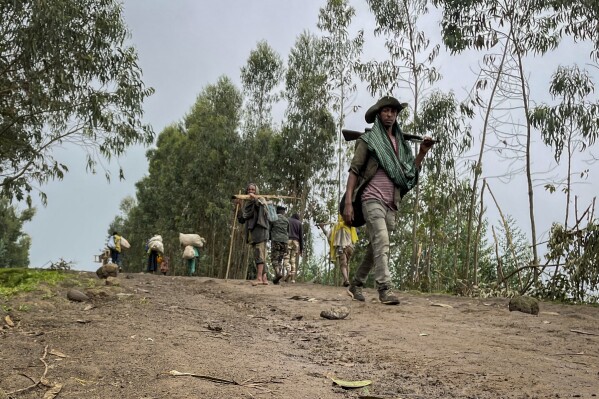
[[379, 106, 398, 128], [247, 185, 256, 194]]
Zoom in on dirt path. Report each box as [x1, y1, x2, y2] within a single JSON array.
[[1, 272, 598, 398]]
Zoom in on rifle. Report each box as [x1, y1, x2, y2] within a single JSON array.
[[342, 128, 438, 143], [231, 194, 297, 200]]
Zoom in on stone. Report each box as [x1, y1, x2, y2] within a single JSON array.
[[96, 263, 118, 279], [67, 289, 89, 302], [105, 276, 120, 286], [509, 295, 539, 315], [320, 306, 350, 320]]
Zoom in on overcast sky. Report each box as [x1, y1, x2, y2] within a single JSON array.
[[22, 1, 598, 271]]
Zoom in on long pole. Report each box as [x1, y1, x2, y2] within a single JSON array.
[[225, 202, 240, 280]]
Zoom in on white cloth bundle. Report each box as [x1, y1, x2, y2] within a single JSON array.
[[182, 245, 195, 259], [148, 240, 164, 253], [179, 233, 205, 248], [120, 237, 131, 249]]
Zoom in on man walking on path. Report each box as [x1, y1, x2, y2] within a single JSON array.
[[238, 183, 270, 285], [283, 213, 303, 283], [343, 96, 435, 305], [270, 205, 289, 284]]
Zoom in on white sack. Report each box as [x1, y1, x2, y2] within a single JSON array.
[[148, 240, 164, 253], [182, 245, 195, 259], [179, 233, 205, 248], [120, 237, 131, 249]]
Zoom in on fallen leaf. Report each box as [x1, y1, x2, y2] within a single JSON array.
[[40, 377, 52, 387], [419, 333, 429, 336], [4, 315, 14, 327], [330, 376, 372, 388], [540, 311, 560, 316], [42, 383, 63, 399], [49, 349, 67, 358], [76, 319, 91, 324], [83, 304, 95, 311]]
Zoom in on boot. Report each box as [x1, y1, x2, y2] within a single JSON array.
[[378, 284, 400, 305], [273, 267, 283, 285], [348, 283, 365, 302]]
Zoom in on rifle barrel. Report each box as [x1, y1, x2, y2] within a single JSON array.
[[341, 128, 438, 144]]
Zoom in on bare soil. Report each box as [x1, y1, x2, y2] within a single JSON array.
[[1, 271, 598, 399]]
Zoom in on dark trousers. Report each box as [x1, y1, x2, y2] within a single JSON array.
[[147, 251, 158, 272]]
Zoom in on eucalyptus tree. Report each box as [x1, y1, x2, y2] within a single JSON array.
[[358, 0, 443, 277], [240, 40, 284, 133], [118, 125, 188, 272], [409, 91, 474, 287], [530, 66, 599, 229], [0, 196, 34, 268], [239, 41, 284, 187], [174, 76, 244, 276], [0, 0, 154, 205], [275, 32, 336, 274], [122, 77, 244, 276], [430, 0, 598, 286], [279, 32, 336, 208], [550, 0, 599, 61], [317, 0, 364, 203], [544, 219, 599, 303]]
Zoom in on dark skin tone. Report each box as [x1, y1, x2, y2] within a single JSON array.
[[342, 106, 436, 226]]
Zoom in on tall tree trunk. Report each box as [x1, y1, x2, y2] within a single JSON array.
[[464, 32, 511, 283], [512, 31, 539, 283]]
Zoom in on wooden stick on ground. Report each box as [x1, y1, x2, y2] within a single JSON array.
[[570, 329, 599, 336], [7, 345, 50, 395]]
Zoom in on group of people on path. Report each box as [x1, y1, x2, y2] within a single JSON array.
[[237, 183, 304, 286], [106, 96, 434, 307], [237, 95, 435, 305]]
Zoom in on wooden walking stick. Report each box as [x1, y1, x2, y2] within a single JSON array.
[[225, 201, 240, 280]]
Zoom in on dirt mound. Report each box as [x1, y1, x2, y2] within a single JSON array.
[[1, 272, 598, 398]]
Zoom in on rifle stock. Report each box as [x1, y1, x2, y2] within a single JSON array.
[[341, 128, 438, 144]]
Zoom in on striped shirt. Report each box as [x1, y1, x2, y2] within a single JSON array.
[[361, 133, 397, 210]]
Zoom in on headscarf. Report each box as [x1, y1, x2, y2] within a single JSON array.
[[329, 214, 358, 258]]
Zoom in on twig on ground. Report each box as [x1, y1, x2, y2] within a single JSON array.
[[6, 345, 50, 395], [570, 329, 599, 336], [165, 370, 276, 392]]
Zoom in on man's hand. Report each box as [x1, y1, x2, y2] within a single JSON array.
[[415, 136, 436, 168], [419, 136, 436, 153], [342, 202, 354, 226]]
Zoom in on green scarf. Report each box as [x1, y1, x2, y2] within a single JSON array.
[[360, 117, 419, 195]]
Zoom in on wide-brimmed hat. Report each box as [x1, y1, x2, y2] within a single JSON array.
[[364, 96, 408, 123]]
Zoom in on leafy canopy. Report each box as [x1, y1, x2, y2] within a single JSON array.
[[0, 0, 154, 204]]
